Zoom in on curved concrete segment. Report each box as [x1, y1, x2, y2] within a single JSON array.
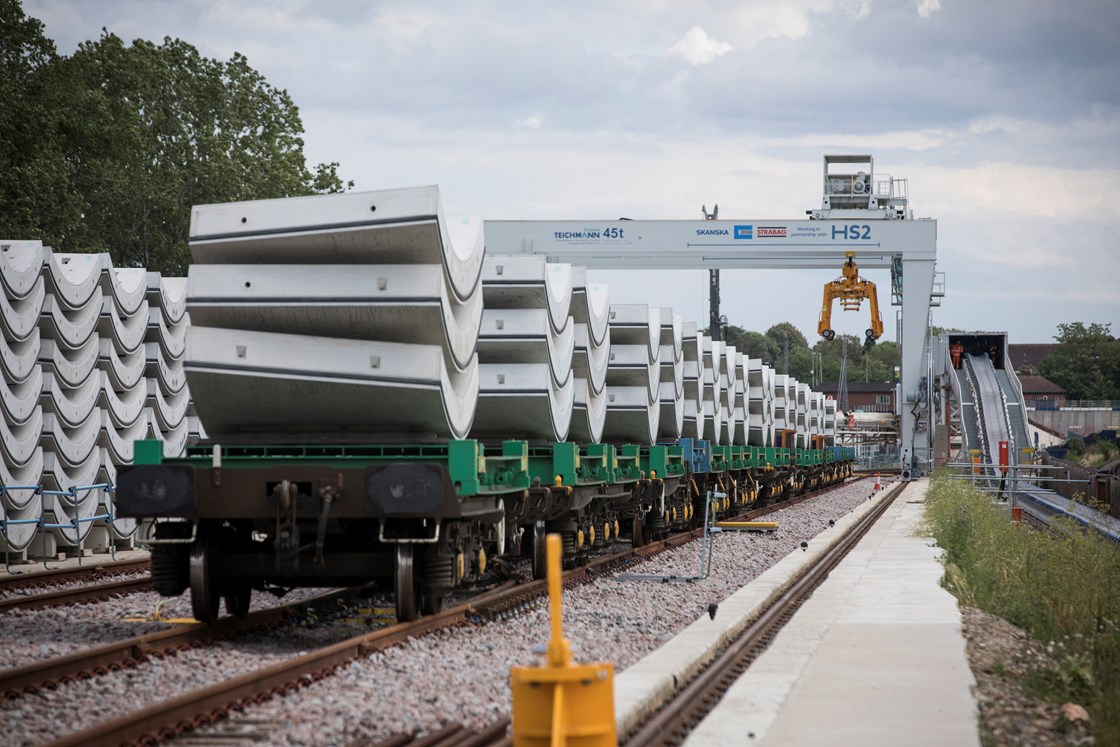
[[148, 274, 188, 325], [1, 335, 40, 382], [702, 338, 724, 444], [608, 304, 659, 356], [41, 370, 100, 428], [608, 344, 659, 400], [569, 377, 606, 444], [187, 264, 482, 372], [44, 253, 109, 311], [573, 322, 609, 396], [602, 385, 660, 445], [723, 346, 740, 445], [184, 326, 478, 440], [0, 240, 47, 298], [40, 295, 101, 349], [189, 189, 484, 305], [98, 296, 149, 354], [106, 268, 148, 316], [471, 363, 574, 442], [41, 451, 103, 545], [570, 269, 609, 348], [1, 280, 44, 342], [477, 308, 574, 387], [146, 306, 187, 359], [682, 326, 705, 441], [1, 365, 41, 425], [658, 380, 684, 441], [99, 341, 145, 391], [482, 257, 573, 336]]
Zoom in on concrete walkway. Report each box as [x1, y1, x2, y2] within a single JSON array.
[[684, 479, 980, 746]]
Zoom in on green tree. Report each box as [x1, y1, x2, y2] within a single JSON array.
[[0, 3, 351, 275], [765, 322, 809, 351], [1039, 323, 1120, 401], [0, 0, 79, 245], [718, 326, 780, 365]]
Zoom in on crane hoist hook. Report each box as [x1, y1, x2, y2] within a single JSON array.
[[817, 252, 884, 343]]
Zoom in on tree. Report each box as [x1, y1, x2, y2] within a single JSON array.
[[717, 326, 780, 364], [1039, 323, 1120, 401], [765, 322, 809, 351], [0, 4, 352, 275], [0, 0, 79, 246]]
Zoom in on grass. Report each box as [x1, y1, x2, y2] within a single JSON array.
[[924, 472, 1120, 744]]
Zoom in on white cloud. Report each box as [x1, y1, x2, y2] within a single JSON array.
[[917, 0, 942, 18], [668, 26, 734, 65], [515, 114, 544, 130]]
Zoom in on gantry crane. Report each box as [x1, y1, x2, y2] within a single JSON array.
[[817, 252, 884, 343]]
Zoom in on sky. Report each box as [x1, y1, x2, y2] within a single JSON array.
[[24, 0, 1120, 344]]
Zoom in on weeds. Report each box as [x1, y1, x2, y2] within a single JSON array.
[[924, 473, 1120, 744]]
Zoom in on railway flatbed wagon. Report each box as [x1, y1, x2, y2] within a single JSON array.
[[115, 438, 852, 624]]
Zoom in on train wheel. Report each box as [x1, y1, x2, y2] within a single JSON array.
[[189, 525, 221, 624], [531, 521, 547, 580], [394, 544, 422, 622], [223, 583, 251, 618]]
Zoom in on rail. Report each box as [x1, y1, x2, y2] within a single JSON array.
[[23, 479, 863, 746]]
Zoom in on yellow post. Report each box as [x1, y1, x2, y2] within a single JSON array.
[[511, 534, 617, 747]]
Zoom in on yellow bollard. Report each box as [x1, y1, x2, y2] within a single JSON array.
[[511, 534, 617, 747]]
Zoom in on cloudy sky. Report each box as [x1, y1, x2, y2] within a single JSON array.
[[26, 0, 1120, 344]]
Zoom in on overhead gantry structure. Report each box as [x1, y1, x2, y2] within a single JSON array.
[[484, 155, 941, 478]]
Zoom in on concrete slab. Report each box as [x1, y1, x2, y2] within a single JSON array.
[[1, 279, 44, 341], [658, 381, 684, 440], [573, 322, 608, 396], [187, 263, 482, 372], [683, 480, 980, 747], [189, 189, 484, 305], [184, 325, 478, 440], [570, 271, 609, 348], [471, 362, 573, 442], [478, 308, 574, 386], [602, 386, 660, 445], [569, 377, 606, 444], [0, 240, 47, 299]]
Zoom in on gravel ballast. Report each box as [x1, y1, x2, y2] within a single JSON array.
[[0, 480, 882, 746]]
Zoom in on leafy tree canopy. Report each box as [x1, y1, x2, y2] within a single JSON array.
[[1039, 322, 1120, 401], [0, 0, 351, 275]]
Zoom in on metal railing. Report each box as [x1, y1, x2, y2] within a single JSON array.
[[1026, 400, 1120, 410]]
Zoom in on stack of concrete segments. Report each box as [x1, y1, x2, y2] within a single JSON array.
[[764, 365, 777, 445], [701, 337, 724, 444], [472, 256, 574, 442], [795, 382, 811, 448], [808, 391, 824, 444], [731, 351, 749, 445], [772, 374, 792, 440], [144, 274, 193, 458], [39, 252, 112, 547], [745, 357, 764, 447], [722, 346, 740, 445], [1, 241, 47, 551], [97, 267, 151, 542], [602, 304, 660, 444], [568, 268, 608, 443], [656, 309, 684, 441], [824, 398, 838, 441], [680, 324, 705, 441], [184, 187, 482, 440]]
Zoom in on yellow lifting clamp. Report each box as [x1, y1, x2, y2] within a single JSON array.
[[817, 252, 884, 342], [511, 533, 616, 747]]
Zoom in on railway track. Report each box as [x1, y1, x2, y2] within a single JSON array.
[[0, 557, 150, 592], [0, 575, 153, 613], [12, 478, 862, 747], [622, 479, 904, 746]]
